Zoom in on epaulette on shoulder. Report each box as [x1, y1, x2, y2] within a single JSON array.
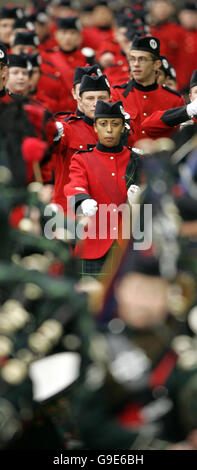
[[42, 59, 55, 68], [45, 46, 59, 53], [41, 71, 59, 81], [162, 85, 182, 97], [112, 82, 129, 89], [66, 115, 82, 122], [75, 147, 94, 154]]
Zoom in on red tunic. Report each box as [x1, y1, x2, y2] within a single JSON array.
[[82, 26, 114, 51], [64, 144, 130, 259], [41, 48, 86, 112], [52, 116, 98, 211], [0, 89, 12, 103], [111, 80, 185, 146], [141, 106, 196, 138], [38, 35, 57, 53]]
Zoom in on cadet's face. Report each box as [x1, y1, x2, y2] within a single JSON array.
[[7, 67, 29, 95], [0, 18, 14, 44], [150, 1, 175, 23], [35, 22, 49, 42], [29, 67, 40, 92], [165, 77, 177, 90], [56, 29, 81, 51], [179, 10, 197, 30], [94, 118, 125, 147], [92, 6, 113, 27], [79, 90, 110, 119], [190, 85, 197, 102], [156, 69, 166, 86], [129, 50, 161, 84]]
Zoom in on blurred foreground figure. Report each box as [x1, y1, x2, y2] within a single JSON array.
[[69, 137, 197, 450], [0, 99, 86, 450]]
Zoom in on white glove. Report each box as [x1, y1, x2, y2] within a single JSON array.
[[54, 121, 64, 142], [186, 97, 197, 117], [81, 199, 98, 216], [127, 185, 140, 205]]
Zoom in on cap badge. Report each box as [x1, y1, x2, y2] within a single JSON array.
[[150, 39, 157, 50], [105, 77, 110, 89], [162, 58, 168, 69]]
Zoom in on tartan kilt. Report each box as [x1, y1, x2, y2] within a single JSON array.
[[78, 242, 119, 280]]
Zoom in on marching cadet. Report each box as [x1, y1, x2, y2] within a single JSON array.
[[43, 64, 104, 186], [82, 1, 115, 52], [11, 31, 40, 55], [111, 35, 185, 146], [156, 55, 170, 87], [27, 52, 64, 114], [165, 64, 177, 91], [64, 100, 137, 278], [156, 57, 177, 90], [10, 30, 39, 57], [10, 31, 67, 114], [9, 17, 29, 49], [0, 6, 20, 50], [34, 8, 58, 52], [6, 54, 31, 98], [141, 69, 197, 139], [52, 74, 111, 211], [42, 17, 86, 113]]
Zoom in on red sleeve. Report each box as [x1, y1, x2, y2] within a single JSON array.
[[64, 153, 90, 200], [141, 110, 178, 138]]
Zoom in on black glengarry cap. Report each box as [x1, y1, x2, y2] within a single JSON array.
[[79, 74, 110, 95]]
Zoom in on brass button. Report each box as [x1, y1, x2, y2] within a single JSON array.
[[143, 112, 147, 116]]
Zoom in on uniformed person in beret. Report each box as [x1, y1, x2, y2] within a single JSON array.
[[42, 17, 86, 113], [165, 64, 177, 91], [34, 8, 58, 53], [111, 35, 185, 146], [64, 99, 138, 279], [156, 55, 170, 87], [11, 31, 40, 55], [54, 63, 103, 120], [52, 74, 111, 212], [6, 54, 32, 98], [0, 6, 22, 50]]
